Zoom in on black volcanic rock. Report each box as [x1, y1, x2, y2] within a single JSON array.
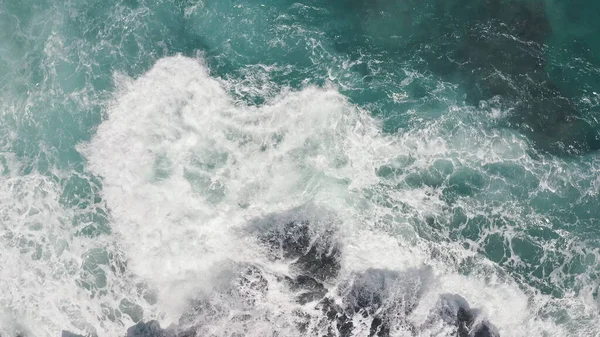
[[95, 212, 500, 337], [126, 320, 168, 337], [431, 294, 500, 337], [258, 220, 342, 281], [284, 274, 328, 305]]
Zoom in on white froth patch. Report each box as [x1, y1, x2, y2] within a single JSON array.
[[0, 171, 122, 337], [82, 55, 392, 321], [81, 55, 596, 336], [342, 228, 567, 337]]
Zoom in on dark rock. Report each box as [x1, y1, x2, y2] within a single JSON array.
[[292, 309, 312, 333], [258, 219, 342, 281], [342, 268, 430, 318], [473, 322, 497, 337], [125, 320, 194, 337], [61, 331, 86, 337], [265, 220, 312, 260], [285, 275, 328, 304], [456, 306, 474, 337], [292, 245, 341, 282], [340, 269, 420, 336], [310, 268, 502, 337], [176, 263, 269, 336], [126, 320, 169, 337], [317, 297, 353, 337], [315, 268, 434, 337], [431, 294, 500, 337], [148, 207, 504, 337], [233, 264, 269, 304], [369, 316, 390, 337]]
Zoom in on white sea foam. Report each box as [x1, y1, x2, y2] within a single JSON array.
[[0, 162, 119, 336], [82, 54, 394, 324], [78, 55, 600, 336]]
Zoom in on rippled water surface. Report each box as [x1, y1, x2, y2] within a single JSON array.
[[0, 1, 599, 336]]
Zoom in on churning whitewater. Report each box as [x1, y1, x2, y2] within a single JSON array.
[[82, 55, 539, 336], [1, 0, 599, 336]]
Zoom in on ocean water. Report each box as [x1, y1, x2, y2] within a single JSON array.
[[1, 0, 599, 336]]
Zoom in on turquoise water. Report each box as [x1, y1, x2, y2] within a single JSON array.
[[0, 0, 599, 336]]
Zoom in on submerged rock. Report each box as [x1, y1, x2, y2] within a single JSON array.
[[254, 217, 343, 310], [317, 297, 354, 337], [175, 262, 271, 336], [314, 268, 433, 337], [312, 269, 499, 337], [285, 274, 328, 305], [126, 320, 167, 337], [259, 220, 342, 281], [61, 331, 86, 337], [111, 215, 499, 337], [429, 294, 500, 337]]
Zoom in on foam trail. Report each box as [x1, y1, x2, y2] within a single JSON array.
[[82, 55, 597, 336]]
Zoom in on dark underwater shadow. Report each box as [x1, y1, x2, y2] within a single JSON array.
[[323, 0, 600, 156]]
